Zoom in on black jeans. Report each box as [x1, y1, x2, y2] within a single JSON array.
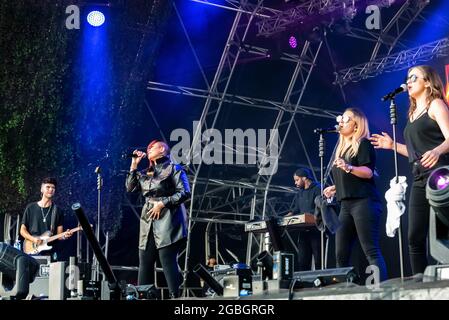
[[408, 181, 430, 275], [336, 198, 388, 281], [297, 230, 322, 271], [138, 227, 184, 297]]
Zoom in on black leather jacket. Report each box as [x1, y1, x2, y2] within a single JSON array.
[[126, 157, 191, 250]]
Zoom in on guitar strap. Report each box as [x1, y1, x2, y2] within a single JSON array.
[[50, 204, 57, 235]]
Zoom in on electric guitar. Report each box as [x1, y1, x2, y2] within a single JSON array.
[[24, 226, 82, 255]]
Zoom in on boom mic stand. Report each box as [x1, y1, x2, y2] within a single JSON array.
[[387, 97, 405, 279]]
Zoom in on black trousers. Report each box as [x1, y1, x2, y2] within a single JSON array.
[[138, 227, 184, 297], [408, 182, 430, 275], [297, 230, 322, 271], [336, 198, 388, 281]]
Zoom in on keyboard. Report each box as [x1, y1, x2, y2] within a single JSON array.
[[244, 214, 316, 233]]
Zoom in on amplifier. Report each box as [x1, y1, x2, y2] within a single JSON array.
[[272, 251, 294, 281], [29, 257, 51, 298], [223, 274, 252, 297], [32, 256, 51, 277], [29, 277, 49, 298]]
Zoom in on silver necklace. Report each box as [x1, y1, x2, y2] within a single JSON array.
[[41, 204, 52, 223]]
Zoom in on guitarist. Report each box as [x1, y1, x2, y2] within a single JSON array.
[[20, 177, 72, 258]]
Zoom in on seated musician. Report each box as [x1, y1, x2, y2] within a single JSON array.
[[286, 168, 321, 271], [20, 177, 72, 259]]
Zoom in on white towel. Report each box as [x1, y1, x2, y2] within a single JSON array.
[[385, 176, 408, 237]]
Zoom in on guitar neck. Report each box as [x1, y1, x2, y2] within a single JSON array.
[[46, 227, 81, 243]]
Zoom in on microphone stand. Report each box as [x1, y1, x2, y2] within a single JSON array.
[[92, 166, 103, 282], [318, 132, 325, 270], [388, 97, 405, 279]]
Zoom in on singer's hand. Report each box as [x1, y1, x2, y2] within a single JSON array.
[[334, 158, 349, 171], [147, 201, 165, 220], [323, 186, 336, 199], [130, 150, 146, 170], [420, 149, 440, 168], [369, 132, 394, 150]]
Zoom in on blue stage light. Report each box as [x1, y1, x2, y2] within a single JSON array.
[[87, 11, 105, 27]]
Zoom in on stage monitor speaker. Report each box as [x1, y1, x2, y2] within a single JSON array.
[[0, 243, 40, 299], [125, 284, 160, 300], [293, 267, 359, 288]]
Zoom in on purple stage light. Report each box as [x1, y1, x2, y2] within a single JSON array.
[[437, 176, 449, 190], [288, 36, 298, 49]]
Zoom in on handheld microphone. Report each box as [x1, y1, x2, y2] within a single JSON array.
[[381, 84, 407, 101], [314, 125, 340, 134], [122, 152, 147, 159]]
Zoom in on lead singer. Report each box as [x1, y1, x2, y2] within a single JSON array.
[[370, 65, 449, 275], [126, 140, 191, 298], [324, 108, 387, 281]]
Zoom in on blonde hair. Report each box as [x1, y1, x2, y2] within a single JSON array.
[[335, 108, 370, 159], [407, 65, 446, 118]]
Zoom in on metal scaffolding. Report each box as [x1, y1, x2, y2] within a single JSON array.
[[256, 0, 399, 37], [335, 37, 449, 85]]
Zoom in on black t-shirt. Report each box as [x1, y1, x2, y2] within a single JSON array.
[[292, 182, 321, 214], [331, 138, 380, 201], [21, 202, 64, 236]]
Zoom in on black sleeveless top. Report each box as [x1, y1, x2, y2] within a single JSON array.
[[403, 111, 449, 183]]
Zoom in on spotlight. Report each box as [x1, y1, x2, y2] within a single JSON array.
[[256, 251, 273, 280], [288, 36, 298, 49], [87, 10, 105, 27], [427, 166, 449, 227], [426, 166, 449, 265], [193, 264, 223, 296]]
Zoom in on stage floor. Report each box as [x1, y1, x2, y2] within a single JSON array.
[[248, 279, 449, 300], [189, 277, 449, 300]]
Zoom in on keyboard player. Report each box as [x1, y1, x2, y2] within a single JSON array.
[[286, 167, 322, 271]]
